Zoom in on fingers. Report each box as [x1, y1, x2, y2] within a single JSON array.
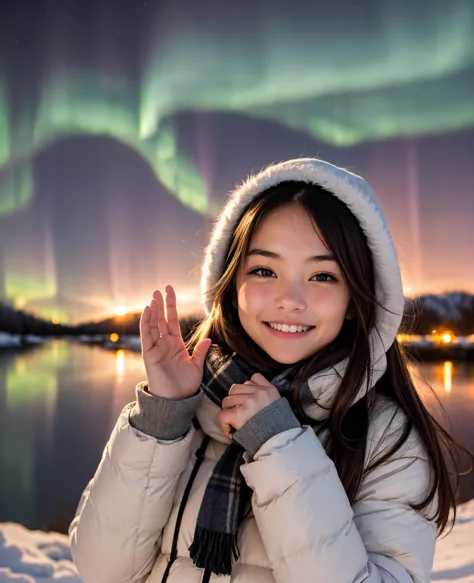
[[222, 394, 252, 409], [164, 285, 181, 337], [220, 402, 250, 438], [228, 383, 255, 396], [139, 305, 154, 352], [250, 373, 273, 386], [152, 289, 169, 338], [149, 286, 181, 340], [219, 386, 256, 439], [218, 409, 235, 440], [219, 380, 281, 438], [148, 299, 160, 345]]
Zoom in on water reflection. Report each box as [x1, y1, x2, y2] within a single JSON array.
[[413, 360, 474, 406], [0, 341, 473, 531], [443, 361, 453, 393], [115, 349, 125, 382], [0, 340, 146, 530], [411, 360, 474, 503], [0, 341, 70, 527]]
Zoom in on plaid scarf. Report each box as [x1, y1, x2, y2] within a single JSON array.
[[189, 345, 292, 576]]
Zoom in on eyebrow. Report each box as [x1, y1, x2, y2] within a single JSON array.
[[247, 248, 336, 263]]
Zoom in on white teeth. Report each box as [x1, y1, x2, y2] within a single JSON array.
[[268, 323, 310, 333]]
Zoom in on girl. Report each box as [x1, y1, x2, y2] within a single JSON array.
[[70, 158, 467, 583]]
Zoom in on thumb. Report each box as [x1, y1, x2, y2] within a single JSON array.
[[191, 338, 212, 369]]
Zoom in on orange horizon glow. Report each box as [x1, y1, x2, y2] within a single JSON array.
[[31, 281, 474, 326]]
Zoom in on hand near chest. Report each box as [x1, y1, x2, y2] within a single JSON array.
[[219, 373, 281, 439]]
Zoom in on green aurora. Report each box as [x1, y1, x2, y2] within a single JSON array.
[[1, 0, 474, 320], [2, 1, 474, 217]]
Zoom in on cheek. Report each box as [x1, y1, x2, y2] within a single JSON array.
[[237, 281, 269, 312], [310, 287, 350, 321]]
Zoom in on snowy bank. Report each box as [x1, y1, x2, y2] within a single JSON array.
[[0, 522, 80, 582], [0, 332, 47, 348], [432, 499, 474, 583], [1, 499, 474, 582]]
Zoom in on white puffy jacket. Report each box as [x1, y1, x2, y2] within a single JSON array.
[[69, 393, 436, 583]]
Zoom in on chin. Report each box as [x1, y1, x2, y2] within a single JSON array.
[[264, 349, 308, 365], [274, 357, 302, 365]]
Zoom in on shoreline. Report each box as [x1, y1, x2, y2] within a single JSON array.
[[1, 330, 474, 361], [404, 345, 474, 362]]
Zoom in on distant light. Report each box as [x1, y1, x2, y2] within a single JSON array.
[[442, 333, 452, 344], [110, 333, 120, 343], [16, 298, 26, 310], [431, 330, 437, 334], [115, 306, 128, 316]]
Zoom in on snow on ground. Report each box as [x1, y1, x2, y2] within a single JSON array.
[[0, 522, 80, 582], [432, 499, 474, 583], [0, 500, 473, 582]]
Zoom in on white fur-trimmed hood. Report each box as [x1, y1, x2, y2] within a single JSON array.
[[199, 158, 404, 421]]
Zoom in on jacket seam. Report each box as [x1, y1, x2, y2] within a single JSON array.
[[269, 516, 355, 564], [132, 439, 159, 576], [252, 462, 334, 510]]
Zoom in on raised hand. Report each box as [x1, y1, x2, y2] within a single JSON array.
[[139, 285, 211, 400]]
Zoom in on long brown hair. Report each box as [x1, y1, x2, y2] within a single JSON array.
[[187, 180, 472, 534]]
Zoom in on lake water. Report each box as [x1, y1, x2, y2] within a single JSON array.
[[0, 340, 473, 532]]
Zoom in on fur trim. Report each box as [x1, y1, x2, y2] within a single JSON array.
[[200, 159, 404, 420]]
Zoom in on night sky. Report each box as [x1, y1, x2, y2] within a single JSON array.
[[1, 0, 474, 323]]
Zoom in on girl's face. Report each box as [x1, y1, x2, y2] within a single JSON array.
[[235, 204, 351, 365]]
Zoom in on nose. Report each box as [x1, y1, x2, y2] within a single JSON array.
[[275, 281, 307, 311]]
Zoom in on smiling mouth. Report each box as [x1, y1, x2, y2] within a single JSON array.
[[264, 322, 315, 334]]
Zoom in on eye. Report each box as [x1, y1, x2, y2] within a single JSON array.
[[311, 273, 337, 283], [249, 267, 276, 278]]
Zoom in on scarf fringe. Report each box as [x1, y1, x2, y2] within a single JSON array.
[[190, 346, 282, 576], [189, 525, 240, 576]]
